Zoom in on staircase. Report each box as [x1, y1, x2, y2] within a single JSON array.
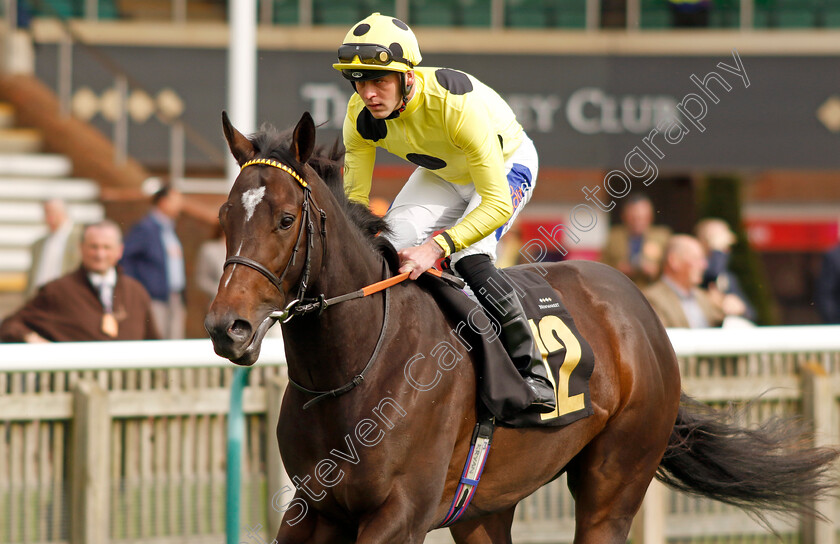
[[0, 101, 104, 316]]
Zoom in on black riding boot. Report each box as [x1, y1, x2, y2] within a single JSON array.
[[455, 254, 556, 413]]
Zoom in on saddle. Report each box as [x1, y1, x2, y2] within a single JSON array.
[[417, 267, 595, 428]]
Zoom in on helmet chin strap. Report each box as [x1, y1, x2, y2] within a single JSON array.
[[387, 72, 412, 119]]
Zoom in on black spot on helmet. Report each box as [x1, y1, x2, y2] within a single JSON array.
[[353, 23, 370, 36]]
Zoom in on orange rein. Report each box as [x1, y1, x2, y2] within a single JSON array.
[[360, 268, 454, 298]]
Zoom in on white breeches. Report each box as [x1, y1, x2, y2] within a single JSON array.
[[383, 134, 538, 266]]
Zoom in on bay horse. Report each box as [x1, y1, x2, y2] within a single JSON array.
[[205, 111, 838, 544]]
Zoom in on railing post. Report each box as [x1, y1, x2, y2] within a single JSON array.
[[57, 34, 73, 117], [801, 361, 837, 544], [630, 478, 666, 544], [490, 0, 505, 28], [169, 120, 185, 187], [226, 366, 251, 544], [70, 380, 110, 544], [113, 74, 128, 165], [266, 370, 290, 533]]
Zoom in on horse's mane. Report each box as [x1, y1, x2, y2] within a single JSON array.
[[249, 124, 399, 271]]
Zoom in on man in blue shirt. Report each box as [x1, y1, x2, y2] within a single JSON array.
[[121, 185, 186, 338]]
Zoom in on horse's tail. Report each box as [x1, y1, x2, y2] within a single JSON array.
[[656, 392, 839, 524]]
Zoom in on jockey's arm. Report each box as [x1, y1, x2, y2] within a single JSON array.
[[342, 113, 377, 206], [402, 106, 514, 279], [430, 103, 513, 258]]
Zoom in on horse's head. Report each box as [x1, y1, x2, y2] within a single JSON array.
[[205, 111, 320, 365]]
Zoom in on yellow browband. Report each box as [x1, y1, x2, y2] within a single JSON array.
[[240, 158, 307, 188]]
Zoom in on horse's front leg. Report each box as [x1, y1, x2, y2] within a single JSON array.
[[354, 493, 439, 544], [273, 501, 354, 544]]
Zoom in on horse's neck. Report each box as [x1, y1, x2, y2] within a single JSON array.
[[282, 209, 388, 384]]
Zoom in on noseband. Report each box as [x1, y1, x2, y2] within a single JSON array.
[[223, 158, 327, 322]]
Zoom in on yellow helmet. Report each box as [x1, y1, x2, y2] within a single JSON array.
[[333, 13, 422, 82]]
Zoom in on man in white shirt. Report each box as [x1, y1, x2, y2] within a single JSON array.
[[25, 199, 83, 299]]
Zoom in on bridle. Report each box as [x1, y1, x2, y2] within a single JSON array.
[[223, 158, 328, 323], [222, 157, 390, 409]]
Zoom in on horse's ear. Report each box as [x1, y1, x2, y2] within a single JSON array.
[[221, 111, 255, 165], [291, 112, 316, 164]]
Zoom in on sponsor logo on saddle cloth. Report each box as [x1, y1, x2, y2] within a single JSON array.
[[506, 268, 595, 428]]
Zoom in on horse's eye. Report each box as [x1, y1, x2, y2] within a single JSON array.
[[278, 214, 295, 230]]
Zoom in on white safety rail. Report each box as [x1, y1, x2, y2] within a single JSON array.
[[2, 327, 840, 544]]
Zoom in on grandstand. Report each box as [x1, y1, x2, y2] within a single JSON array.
[[16, 0, 840, 28], [1, 0, 839, 330]]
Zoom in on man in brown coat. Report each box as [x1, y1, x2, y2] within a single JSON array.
[[643, 234, 724, 328], [0, 220, 159, 342]]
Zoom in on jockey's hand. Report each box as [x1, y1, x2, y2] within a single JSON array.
[[398, 240, 445, 280]]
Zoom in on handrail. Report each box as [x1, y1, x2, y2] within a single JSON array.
[[0, 337, 286, 371], [3, 326, 840, 373], [667, 324, 840, 356]]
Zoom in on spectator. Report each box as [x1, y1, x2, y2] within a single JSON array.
[[121, 185, 186, 339], [195, 224, 226, 306], [668, 0, 711, 27], [815, 241, 840, 324], [694, 217, 755, 322], [643, 234, 724, 328], [601, 194, 671, 288], [0, 221, 158, 342], [26, 199, 83, 299]]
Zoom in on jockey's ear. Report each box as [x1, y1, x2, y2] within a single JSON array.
[[221, 111, 255, 165], [292, 112, 316, 164]]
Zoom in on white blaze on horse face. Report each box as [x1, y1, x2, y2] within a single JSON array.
[[224, 241, 245, 288], [242, 186, 267, 222]]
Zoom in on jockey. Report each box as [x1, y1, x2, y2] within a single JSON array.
[[333, 13, 555, 413]]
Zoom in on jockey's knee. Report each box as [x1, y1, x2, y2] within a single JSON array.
[[383, 217, 422, 250]]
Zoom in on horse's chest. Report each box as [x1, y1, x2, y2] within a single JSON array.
[[278, 422, 392, 501]]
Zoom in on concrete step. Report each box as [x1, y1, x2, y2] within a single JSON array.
[[0, 153, 73, 178], [0, 224, 49, 247], [0, 248, 29, 272], [0, 103, 14, 129], [0, 128, 42, 153], [0, 201, 103, 224], [0, 177, 99, 200]]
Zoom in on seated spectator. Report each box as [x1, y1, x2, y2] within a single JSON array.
[[816, 241, 840, 324], [0, 221, 159, 342], [694, 217, 755, 322], [121, 185, 186, 339], [601, 194, 671, 288], [643, 234, 725, 328], [26, 199, 84, 299]]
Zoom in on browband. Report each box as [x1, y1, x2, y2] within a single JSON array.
[[241, 158, 308, 188]]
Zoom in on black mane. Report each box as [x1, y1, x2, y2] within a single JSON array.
[[249, 124, 399, 271]]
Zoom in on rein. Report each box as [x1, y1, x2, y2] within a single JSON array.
[[223, 158, 464, 409]]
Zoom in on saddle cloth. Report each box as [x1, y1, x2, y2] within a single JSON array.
[[417, 266, 595, 428]]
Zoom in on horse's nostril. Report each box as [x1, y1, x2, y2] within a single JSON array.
[[228, 319, 252, 341]]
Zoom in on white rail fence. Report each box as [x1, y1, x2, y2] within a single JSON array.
[[1, 327, 840, 544]]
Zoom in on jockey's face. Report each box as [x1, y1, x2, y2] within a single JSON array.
[[355, 72, 403, 119]]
